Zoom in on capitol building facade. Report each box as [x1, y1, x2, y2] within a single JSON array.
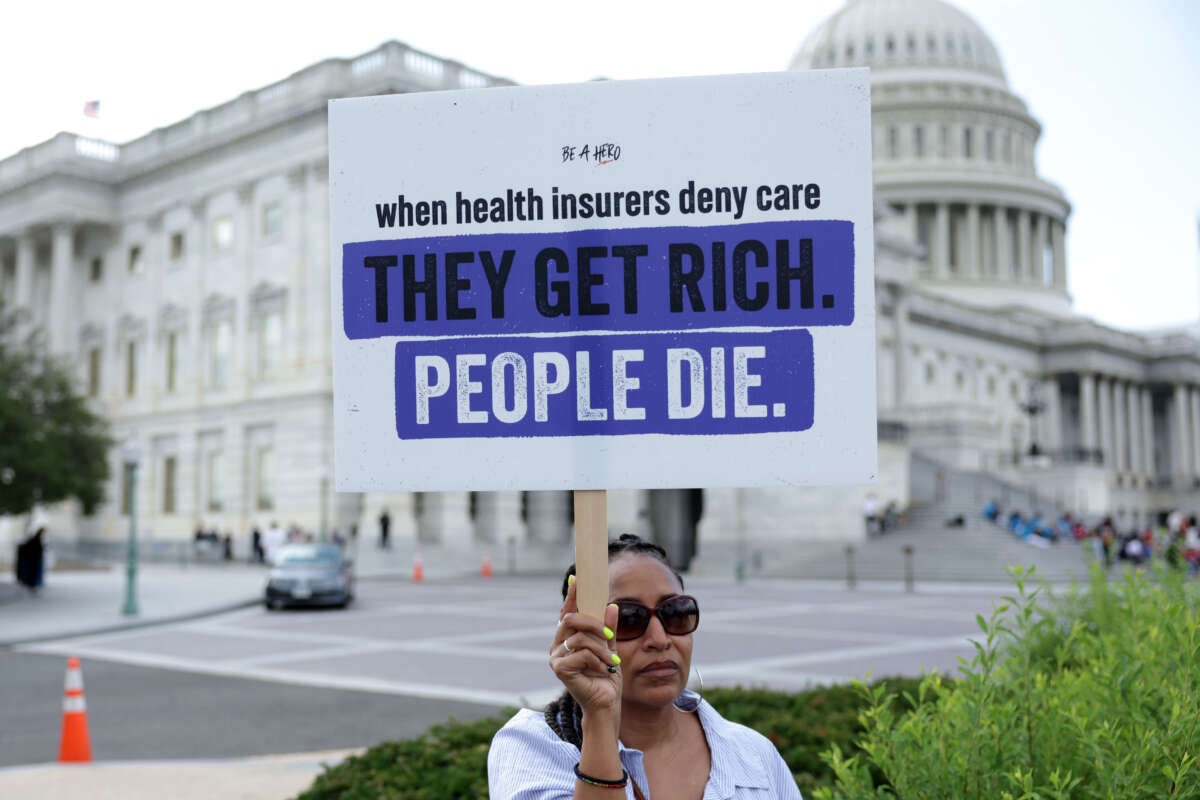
[[3, 0, 1198, 559]]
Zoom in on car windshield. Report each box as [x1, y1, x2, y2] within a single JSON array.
[[278, 547, 342, 567]]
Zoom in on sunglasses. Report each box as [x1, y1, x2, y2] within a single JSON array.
[[615, 595, 700, 641]]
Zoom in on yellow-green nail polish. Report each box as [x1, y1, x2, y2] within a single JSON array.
[[611, 654, 621, 666], [568, 575, 575, 587], [603, 627, 614, 640]]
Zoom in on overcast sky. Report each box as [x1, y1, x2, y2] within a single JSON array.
[[4, 0, 1197, 331]]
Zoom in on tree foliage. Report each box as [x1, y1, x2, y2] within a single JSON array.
[[0, 308, 112, 516]]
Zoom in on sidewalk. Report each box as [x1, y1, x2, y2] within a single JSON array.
[[0, 749, 361, 800], [0, 538, 567, 648], [0, 564, 265, 647]]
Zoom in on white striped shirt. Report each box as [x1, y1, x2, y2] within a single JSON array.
[[487, 695, 803, 799]]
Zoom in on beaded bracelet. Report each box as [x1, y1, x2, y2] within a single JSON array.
[[573, 763, 629, 789]]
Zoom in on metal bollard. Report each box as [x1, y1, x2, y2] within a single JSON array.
[[506, 536, 517, 575], [845, 545, 856, 590], [902, 545, 914, 593]]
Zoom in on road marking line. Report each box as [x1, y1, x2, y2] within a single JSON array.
[[702, 622, 914, 644], [18, 641, 535, 709], [227, 641, 401, 667], [703, 634, 976, 675]]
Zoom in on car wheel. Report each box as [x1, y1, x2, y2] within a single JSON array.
[[266, 598, 282, 611]]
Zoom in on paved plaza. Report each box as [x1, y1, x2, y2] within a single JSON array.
[[18, 575, 1002, 709]]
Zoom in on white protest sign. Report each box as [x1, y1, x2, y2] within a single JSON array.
[[330, 70, 876, 492]]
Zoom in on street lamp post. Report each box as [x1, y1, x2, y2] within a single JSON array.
[[121, 437, 142, 617]]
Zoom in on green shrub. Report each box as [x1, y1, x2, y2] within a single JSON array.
[[298, 678, 928, 799], [298, 713, 510, 800], [706, 678, 929, 795], [815, 566, 1200, 800]]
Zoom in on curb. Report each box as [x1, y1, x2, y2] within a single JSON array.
[[0, 747, 364, 775], [0, 597, 261, 649]]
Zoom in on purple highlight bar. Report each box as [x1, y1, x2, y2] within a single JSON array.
[[344, 220, 853, 339], [394, 329, 814, 440]]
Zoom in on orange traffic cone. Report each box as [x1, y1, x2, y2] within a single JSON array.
[[59, 656, 93, 763], [412, 552, 424, 583], [480, 553, 492, 578]]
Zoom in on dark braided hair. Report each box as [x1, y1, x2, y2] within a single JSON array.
[[544, 534, 685, 747]]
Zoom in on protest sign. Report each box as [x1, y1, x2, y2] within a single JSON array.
[[329, 70, 876, 494]]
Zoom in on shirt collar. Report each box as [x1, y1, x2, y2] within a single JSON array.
[[696, 698, 772, 796]]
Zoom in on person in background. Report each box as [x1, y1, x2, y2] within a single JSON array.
[[264, 520, 286, 565], [882, 500, 898, 533], [378, 508, 391, 550], [15, 527, 46, 595], [1098, 517, 1115, 568], [863, 495, 879, 537], [251, 525, 265, 563]]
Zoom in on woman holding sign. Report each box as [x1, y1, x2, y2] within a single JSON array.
[[488, 535, 801, 798]]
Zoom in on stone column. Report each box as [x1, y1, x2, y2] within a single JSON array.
[[1042, 376, 1061, 452], [287, 165, 309, 369], [1031, 213, 1046, 284], [1051, 219, 1067, 290], [1174, 384, 1191, 481], [473, 491, 525, 545], [932, 203, 949, 278], [308, 164, 332, 380], [419, 491, 474, 547], [188, 199, 207, 399], [1017, 209, 1032, 282], [526, 490, 571, 544], [608, 489, 649, 538], [1141, 387, 1155, 478], [1097, 377, 1112, 469], [1127, 385, 1142, 474], [897, 203, 917, 243], [1079, 372, 1097, 457], [995, 207, 1011, 278], [48, 223, 74, 355], [13, 232, 35, 321], [359, 491, 418, 544], [236, 183, 254, 394], [1191, 388, 1200, 479], [893, 289, 910, 408], [1112, 380, 1126, 472], [965, 203, 980, 280]]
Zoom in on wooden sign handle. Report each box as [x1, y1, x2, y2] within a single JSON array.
[[573, 489, 608, 620]]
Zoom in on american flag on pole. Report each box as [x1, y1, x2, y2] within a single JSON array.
[[83, 101, 100, 118]]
